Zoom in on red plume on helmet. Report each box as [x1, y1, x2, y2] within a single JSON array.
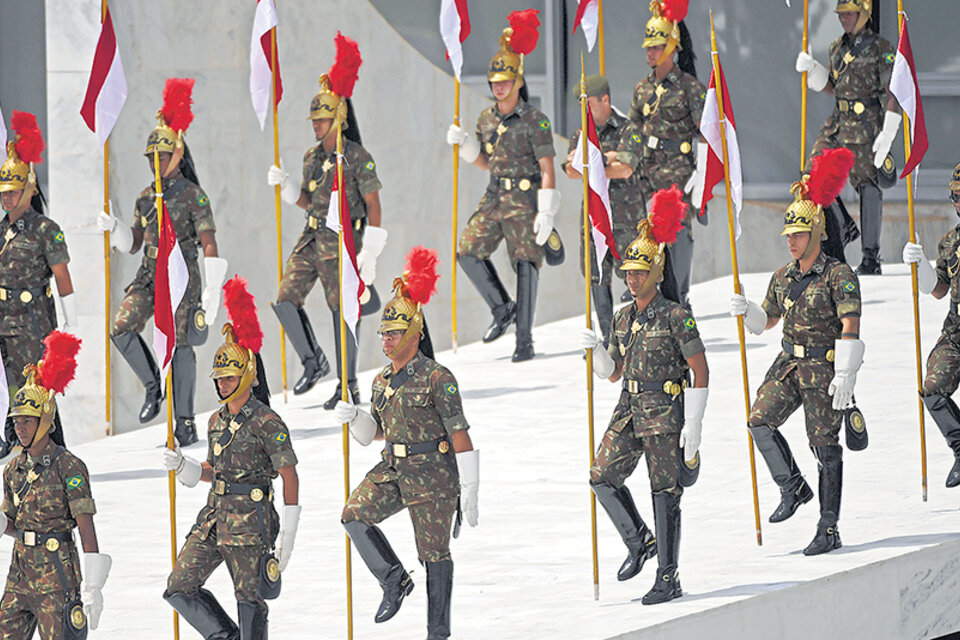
[[161, 78, 195, 133], [507, 9, 540, 55], [223, 276, 263, 354], [807, 148, 855, 207], [10, 111, 44, 165], [660, 0, 689, 23], [404, 246, 440, 306], [36, 331, 81, 396], [328, 32, 362, 99], [648, 184, 688, 244]]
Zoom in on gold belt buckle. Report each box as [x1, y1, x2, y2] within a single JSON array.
[[146, 246, 158, 259], [680, 141, 692, 154], [663, 381, 682, 399], [627, 380, 638, 393], [502, 178, 513, 191], [23, 531, 36, 546], [826, 349, 836, 362], [793, 344, 805, 358], [214, 479, 226, 495], [838, 99, 848, 112], [307, 216, 318, 230], [0, 288, 6, 301], [518, 178, 531, 191], [852, 101, 865, 115], [646, 135, 660, 149], [392, 443, 407, 458], [20, 290, 32, 303], [250, 488, 264, 502], [45, 537, 60, 552]]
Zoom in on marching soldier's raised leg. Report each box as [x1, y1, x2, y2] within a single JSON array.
[[456, 255, 515, 343]]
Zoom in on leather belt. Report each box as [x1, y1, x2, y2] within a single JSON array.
[[489, 176, 539, 192], [622, 378, 685, 399], [0, 284, 51, 304], [144, 245, 197, 260], [782, 339, 835, 362], [951, 301, 958, 315], [307, 213, 363, 231], [17, 530, 72, 552], [643, 135, 693, 154], [212, 477, 272, 502], [836, 98, 880, 115], [385, 437, 452, 458]]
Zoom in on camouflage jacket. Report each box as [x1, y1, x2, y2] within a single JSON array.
[[606, 293, 704, 437], [935, 223, 960, 336], [627, 68, 704, 150], [133, 174, 216, 266], [823, 31, 895, 144], [474, 99, 555, 180], [2, 441, 94, 595], [194, 396, 297, 547]]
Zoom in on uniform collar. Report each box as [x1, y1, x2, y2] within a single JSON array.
[[599, 109, 624, 133], [647, 68, 680, 87], [787, 250, 828, 279], [495, 98, 528, 121], [386, 352, 422, 378]]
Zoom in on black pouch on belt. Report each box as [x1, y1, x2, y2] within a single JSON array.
[[844, 405, 868, 451], [186, 304, 209, 346], [259, 552, 282, 600], [62, 599, 88, 640]]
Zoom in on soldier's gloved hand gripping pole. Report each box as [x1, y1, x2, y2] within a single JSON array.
[[729, 293, 768, 336], [447, 125, 480, 164], [266, 160, 302, 205], [796, 50, 829, 92], [335, 400, 378, 446], [579, 327, 615, 379], [902, 242, 938, 294], [162, 446, 203, 487]]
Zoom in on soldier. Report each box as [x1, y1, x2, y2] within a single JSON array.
[[267, 69, 387, 408], [796, 0, 901, 274], [162, 276, 300, 640], [617, 0, 707, 310], [730, 149, 864, 555], [902, 162, 960, 488], [562, 75, 645, 343], [446, 10, 560, 362], [1, 332, 112, 638], [335, 247, 478, 640], [0, 112, 76, 454], [98, 79, 228, 447], [579, 187, 708, 605]]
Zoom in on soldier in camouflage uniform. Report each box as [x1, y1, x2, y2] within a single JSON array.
[[903, 162, 960, 488], [267, 72, 387, 408], [163, 287, 300, 640], [2, 338, 111, 638], [731, 167, 864, 555], [336, 250, 478, 640], [579, 193, 708, 605], [796, 0, 901, 274], [1, 113, 76, 453], [446, 13, 560, 362], [562, 75, 646, 344], [98, 89, 228, 447]]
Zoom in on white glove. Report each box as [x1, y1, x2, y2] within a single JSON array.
[[357, 226, 388, 285], [98, 211, 133, 253], [275, 504, 301, 572], [0, 512, 7, 535], [730, 294, 767, 335], [335, 401, 378, 446], [902, 242, 938, 295], [456, 449, 479, 527], [267, 161, 301, 205], [579, 328, 615, 379], [796, 51, 829, 92], [81, 553, 112, 630], [680, 387, 708, 461], [161, 446, 202, 488], [684, 142, 709, 208], [872, 111, 903, 168], [58, 294, 78, 333], [828, 338, 865, 411], [446, 124, 480, 164], [201, 257, 229, 328], [534, 188, 561, 246]]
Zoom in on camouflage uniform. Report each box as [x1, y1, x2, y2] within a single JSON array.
[[165, 395, 297, 615], [0, 441, 94, 639]]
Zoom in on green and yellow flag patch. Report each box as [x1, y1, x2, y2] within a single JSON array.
[[444, 383, 458, 396], [538, 119, 550, 131], [66, 475, 84, 490]]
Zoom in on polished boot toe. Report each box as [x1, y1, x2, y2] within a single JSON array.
[[375, 568, 414, 623], [482, 302, 516, 343], [294, 352, 331, 395], [641, 567, 682, 605], [946, 455, 960, 488], [769, 480, 814, 523], [803, 523, 842, 556], [617, 533, 656, 582]]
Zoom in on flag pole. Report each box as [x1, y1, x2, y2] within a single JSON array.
[[597, 0, 606, 75], [710, 11, 762, 546], [800, 0, 809, 172], [155, 147, 180, 640], [898, 0, 927, 501], [269, 19, 289, 403], [579, 53, 600, 601], [451, 78, 460, 353], [101, 0, 112, 437]]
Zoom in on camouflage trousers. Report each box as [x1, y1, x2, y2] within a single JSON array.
[[0, 589, 71, 640], [458, 189, 543, 269], [590, 424, 682, 496], [748, 353, 841, 447], [1, 334, 47, 403], [166, 524, 268, 614], [277, 227, 365, 311], [808, 138, 876, 191], [922, 333, 960, 397], [342, 460, 458, 563], [112, 261, 201, 344]]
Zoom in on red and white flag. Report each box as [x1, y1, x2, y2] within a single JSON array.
[[153, 203, 189, 376], [439, 0, 471, 80], [250, 0, 283, 130], [326, 174, 365, 343], [572, 0, 599, 52], [573, 105, 620, 272], [890, 20, 928, 179], [696, 57, 743, 239], [80, 4, 127, 147]]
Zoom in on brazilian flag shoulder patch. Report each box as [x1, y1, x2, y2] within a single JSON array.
[[66, 475, 84, 490], [53, 231, 65, 243], [842, 281, 858, 293], [274, 432, 289, 443], [631, 132, 642, 144], [884, 52, 896, 64], [683, 317, 697, 330], [198, 193, 210, 207], [699, 90, 706, 102], [444, 383, 458, 396], [365, 160, 375, 171], [538, 119, 551, 131]]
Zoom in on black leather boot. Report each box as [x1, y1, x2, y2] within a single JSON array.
[[642, 491, 682, 605], [172, 346, 198, 447], [271, 301, 331, 395], [426, 560, 453, 640], [343, 521, 414, 623], [512, 261, 538, 362], [749, 425, 814, 522], [921, 394, 960, 488], [803, 445, 843, 556], [591, 283, 615, 348], [111, 331, 163, 423], [856, 184, 882, 275], [237, 601, 268, 640], [591, 482, 656, 581], [323, 312, 360, 410], [458, 255, 515, 343], [164, 589, 239, 640]]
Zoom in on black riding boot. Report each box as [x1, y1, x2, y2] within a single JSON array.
[[856, 184, 882, 275], [111, 331, 163, 423], [172, 346, 198, 447], [591, 283, 615, 348], [343, 521, 414, 623], [426, 560, 453, 640], [323, 312, 361, 410], [803, 445, 843, 555], [164, 589, 239, 640], [921, 394, 960, 488], [642, 491, 682, 605], [457, 255, 515, 343], [271, 301, 331, 395], [512, 261, 538, 362], [748, 425, 814, 522], [237, 601, 268, 640], [591, 482, 656, 581]]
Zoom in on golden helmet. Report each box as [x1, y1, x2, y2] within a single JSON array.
[[212, 276, 264, 405], [621, 219, 663, 273], [949, 161, 960, 192], [0, 111, 43, 212], [643, 0, 687, 65], [488, 28, 522, 83], [145, 78, 195, 182], [782, 177, 826, 239], [835, 0, 872, 33], [782, 146, 856, 249], [9, 366, 58, 446], [144, 113, 179, 157], [309, 74, 348, 127], [211, 324, 257, 405], [620, 186, 687, 298], [0, 142, 31, 195], [8, 331, 80, 446], [380, 247, 439, 353]]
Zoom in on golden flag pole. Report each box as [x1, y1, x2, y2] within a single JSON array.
[[154, 147, 180, 640], [898, 0, 927, 501], [269, 19, 289, 403], [451, 78, 460, 353], [710, 11, 762, 546], [100, 0, 112, 437], [579, 53, 600, 601], [597, 0, 606, 75], [800, 0, 809, 171]]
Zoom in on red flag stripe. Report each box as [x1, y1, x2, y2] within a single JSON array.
[[80, 7, 117, 132], [892, 23, 927, 178], [585, 107, 619, 260], [259, 26, 283, 106], [454, 0, 471, 42]]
